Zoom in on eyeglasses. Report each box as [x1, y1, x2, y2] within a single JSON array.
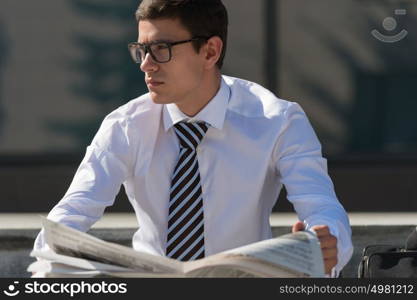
[[128, 37, 208, 64]]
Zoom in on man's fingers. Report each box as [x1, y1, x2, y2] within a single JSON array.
[[324, 257, 338, 275], [292, 222, 338, 274], [319, 235, 337, 249], [311, 225, 330, 237], [322, 247, 338, 259], [309, 225, 338, 275], [292, 221, 305, 233]]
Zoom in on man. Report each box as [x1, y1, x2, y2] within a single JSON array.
[[34, 0, 352, 276]]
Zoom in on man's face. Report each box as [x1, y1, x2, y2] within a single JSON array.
[[138, 18, 207, 106]]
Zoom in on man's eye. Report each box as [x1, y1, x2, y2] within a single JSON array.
[[155, 44, 169, 50]]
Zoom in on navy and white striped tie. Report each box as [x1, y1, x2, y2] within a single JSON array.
[[166, 121, 209, 261]]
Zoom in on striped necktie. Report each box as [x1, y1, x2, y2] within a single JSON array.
[[166, 121, 209, 261]]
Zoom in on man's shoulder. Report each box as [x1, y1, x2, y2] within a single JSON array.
[[102, 93, 162, 126], [92, 93, 161, 148], [222, 75, 295, 118], [109, 93, 159, 119]]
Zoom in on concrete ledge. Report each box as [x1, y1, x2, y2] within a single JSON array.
[[2, 212, 417, 229], [1, 213, 416, 278]]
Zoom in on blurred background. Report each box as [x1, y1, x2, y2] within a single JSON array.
[[0, 0, 416, 213]]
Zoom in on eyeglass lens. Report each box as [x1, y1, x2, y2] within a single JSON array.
[[130, 42, 171, 64]]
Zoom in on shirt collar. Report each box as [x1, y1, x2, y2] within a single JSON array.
[[163, 77, 230, 132]]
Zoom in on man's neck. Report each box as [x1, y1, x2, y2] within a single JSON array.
[[176, 71, 222, 117]]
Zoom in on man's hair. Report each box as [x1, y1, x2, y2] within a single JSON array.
[[136, 0, 228, 69]]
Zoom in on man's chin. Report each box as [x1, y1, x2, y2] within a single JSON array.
[[149, 92, 172, 104]]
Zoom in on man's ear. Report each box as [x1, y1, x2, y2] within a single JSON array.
[[203, 36, 223, 69]]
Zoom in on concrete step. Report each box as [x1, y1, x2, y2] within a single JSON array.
[[1, 213, 416, 278]]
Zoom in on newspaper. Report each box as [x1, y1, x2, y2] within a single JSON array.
[[28, 218, 325, 278]]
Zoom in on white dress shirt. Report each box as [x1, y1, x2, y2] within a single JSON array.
[[34, 75, 353, 275]]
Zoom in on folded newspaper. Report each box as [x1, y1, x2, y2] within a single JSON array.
[[28, 218, 325, 278]]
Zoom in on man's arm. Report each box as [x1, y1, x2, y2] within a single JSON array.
[[33, 114, 133, 253], [273, 102, 353, 277]]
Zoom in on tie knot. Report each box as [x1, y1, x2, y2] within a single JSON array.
[[174, 122, 209, 150]]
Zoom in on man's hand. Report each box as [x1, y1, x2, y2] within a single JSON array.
[[292, 221, 338, 275]]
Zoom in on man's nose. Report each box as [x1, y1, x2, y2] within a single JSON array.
[[140, 52, 158, 73]]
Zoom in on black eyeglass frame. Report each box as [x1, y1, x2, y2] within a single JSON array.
[[128, 37, 209, 64]]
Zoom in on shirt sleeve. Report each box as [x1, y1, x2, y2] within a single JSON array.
[[273, 102, 353, 277], [33, 112, 134, 253]]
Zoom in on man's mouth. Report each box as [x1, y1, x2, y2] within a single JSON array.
[[146, 79, 164, 88]]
